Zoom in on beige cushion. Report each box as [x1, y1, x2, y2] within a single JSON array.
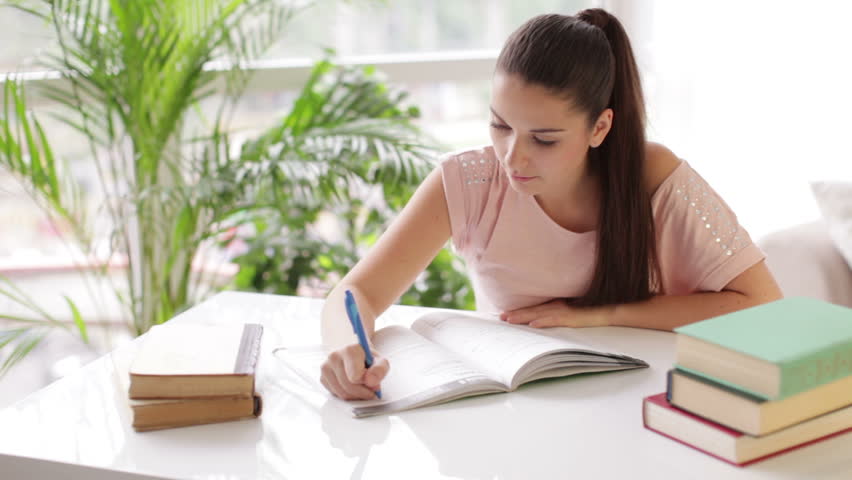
[[758, 221, 852, 308], [812, 181, 852, 271]]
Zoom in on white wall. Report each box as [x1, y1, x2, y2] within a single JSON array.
[[617, 0, 852, 239]]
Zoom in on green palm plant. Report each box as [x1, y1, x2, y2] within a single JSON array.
[[217, 59, 464, 301], [0, 0, 447, 376]]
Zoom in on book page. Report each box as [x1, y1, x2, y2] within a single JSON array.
[[131, 323, 248, 375], [273, 325, 505, 417], [411, 311, 638, 388]]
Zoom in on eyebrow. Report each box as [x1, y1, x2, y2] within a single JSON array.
[[489, 107, 565, 133]]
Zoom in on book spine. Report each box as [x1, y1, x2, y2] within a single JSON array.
[[234, 324, 264, 375], [665, 369, 673, 403], [781, 342, 852, 398]]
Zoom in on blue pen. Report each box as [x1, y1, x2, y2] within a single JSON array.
[[344, 290, 382, 399]]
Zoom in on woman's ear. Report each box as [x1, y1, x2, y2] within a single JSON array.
[[589, 108, 613, 148]]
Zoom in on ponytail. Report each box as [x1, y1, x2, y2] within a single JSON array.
[[574, 8, 660, 306]]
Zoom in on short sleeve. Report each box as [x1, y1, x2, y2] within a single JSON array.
[[440, 147, 504, 256], [652, 161, 766, 294]]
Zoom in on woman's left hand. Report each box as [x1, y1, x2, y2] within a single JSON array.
[[500, 299, 613, 328]]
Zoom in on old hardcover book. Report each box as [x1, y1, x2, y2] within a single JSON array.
[[643, 392, 852, 467], [674, 297, 852, 400], [129, 323, 263, 399], [130, 394, 263, 432], [275, 311, 647, 418]]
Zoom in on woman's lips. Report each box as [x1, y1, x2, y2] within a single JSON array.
[[512, 175, 536, 183]]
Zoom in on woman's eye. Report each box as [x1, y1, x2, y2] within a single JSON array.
[[490, 123, 556, 146], [534, 137, 557, 146]]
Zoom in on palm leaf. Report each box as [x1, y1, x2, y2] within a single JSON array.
[[223, 60, 439, 217], [0, 327, 48, 378], [0, 275, 77, 379], [63, 295, 89, 344]]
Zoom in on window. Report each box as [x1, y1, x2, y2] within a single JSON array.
[[0, 0, 593, 258], [626, 0, 852, 239]]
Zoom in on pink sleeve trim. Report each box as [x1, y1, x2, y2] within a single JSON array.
[[694, 243, 767, 292], [440, 155, 468, 253]]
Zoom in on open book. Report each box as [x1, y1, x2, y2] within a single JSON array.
[[274, 311, 647, 418]]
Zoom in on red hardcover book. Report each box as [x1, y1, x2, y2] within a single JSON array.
[[642, 392, 852, 467]]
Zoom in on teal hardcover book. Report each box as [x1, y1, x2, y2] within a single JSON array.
[[674, 297, 852, 399]]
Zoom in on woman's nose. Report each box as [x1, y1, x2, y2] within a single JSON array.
[[504, 138, 526, 172]]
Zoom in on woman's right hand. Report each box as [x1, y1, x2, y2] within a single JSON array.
[[320, 344, 390, 401]]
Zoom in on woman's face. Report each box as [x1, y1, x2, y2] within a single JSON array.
[[489, 71, 611, 198]]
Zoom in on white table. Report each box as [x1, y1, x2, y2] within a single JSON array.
[[1, 291, 850, 479]]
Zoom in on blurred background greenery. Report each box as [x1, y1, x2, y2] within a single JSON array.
[[0, 0, 587, 392]]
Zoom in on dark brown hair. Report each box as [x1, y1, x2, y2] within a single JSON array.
[[496, 9, 661, 306]]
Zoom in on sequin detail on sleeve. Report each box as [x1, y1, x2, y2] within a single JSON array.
[[460, 153, 498, 185], [675, 173, 749, 258]]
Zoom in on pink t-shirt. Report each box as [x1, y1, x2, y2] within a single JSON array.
[[441, 145, 766, 314]]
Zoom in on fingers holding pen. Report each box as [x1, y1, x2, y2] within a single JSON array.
[[321, 346, 389, 401], [340, 344, 368, 383], [341, 344, 389, 396], [340, 343, 389, 394], [363, 356, 389, 391], [328, 368, 377, 400]]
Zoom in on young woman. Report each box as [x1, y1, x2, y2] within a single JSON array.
[[318, 9, 783, 400]]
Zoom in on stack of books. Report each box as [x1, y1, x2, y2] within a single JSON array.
[[643, 297, 852, 466], [126, 322, 264, 432]]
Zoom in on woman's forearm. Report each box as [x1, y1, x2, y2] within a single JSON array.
[[609, 290, 779, 331], [320, 284, 380, 349]]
